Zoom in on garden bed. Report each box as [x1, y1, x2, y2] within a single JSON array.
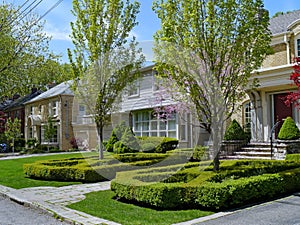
[[111, 159, 300, 210]]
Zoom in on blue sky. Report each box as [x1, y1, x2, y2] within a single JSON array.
[[4, 0, 300, 63]]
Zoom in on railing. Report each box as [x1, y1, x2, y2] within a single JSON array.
[[270, 120, 282, 159]]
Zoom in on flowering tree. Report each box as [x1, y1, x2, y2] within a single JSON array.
[[153, 0, 271, 171], [283, 57, 300, 108]]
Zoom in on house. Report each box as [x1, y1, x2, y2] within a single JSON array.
[[1, 88, 42, 138], [242, 10, 300, 143], [71, 64, 208, 150], [24, 81, 75, 150]]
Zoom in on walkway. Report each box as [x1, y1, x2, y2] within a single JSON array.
[[0, 182, 120, 225]]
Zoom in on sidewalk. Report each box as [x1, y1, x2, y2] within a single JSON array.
[[0, 181, 121, 225]]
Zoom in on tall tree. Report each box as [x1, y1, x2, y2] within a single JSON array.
[[0, 3, 67, 97], [153, 0, 271, 170], [68, 0, 145, 159], [4, 118, 22, 153]]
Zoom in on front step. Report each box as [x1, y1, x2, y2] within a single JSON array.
[[221, 142, 274, 160]]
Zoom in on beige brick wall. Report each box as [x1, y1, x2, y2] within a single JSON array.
[[262, 43, 287, 68]]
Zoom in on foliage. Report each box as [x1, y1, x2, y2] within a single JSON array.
[[4, 118, 22, 152], [43, 117, 57, 150], [278, 116, 300, 140], [69, 0, 145, 159], [0, 153, 84, 189], [26, 138, 38, 149], [111, 160, 300, 210], [0, 3, 70, 97], [152, 0, 271, 171], [286, 154, 300, 161], [223, 119, 247, 141], [283, 57, 300, 108], [113, 127, 140, 154], [106, 121, 127, 152], [191, 146, 210, 161], [138, 136, 179, 153]]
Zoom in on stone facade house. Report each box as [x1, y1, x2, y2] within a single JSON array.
[[24, 81, 75, 150], [242, 10, 300, 143]]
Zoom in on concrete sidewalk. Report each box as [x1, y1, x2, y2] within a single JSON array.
[[0, 182, 120, 225]]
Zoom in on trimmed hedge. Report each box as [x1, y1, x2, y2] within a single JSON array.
[[286, 154, 300, 161], [111, 160, 300, 210], [278, 116, 300, 140]]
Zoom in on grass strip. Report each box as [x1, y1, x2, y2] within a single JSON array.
[[0, 152, 89, 189], [68, 190, 214, 225]]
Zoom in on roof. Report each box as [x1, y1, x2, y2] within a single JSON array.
[[25, 80, 74, 104], [4, 90, 43, 111], [269, 10, 300, 35]]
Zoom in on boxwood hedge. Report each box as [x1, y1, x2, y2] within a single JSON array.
[[111, 160, 300, 210]]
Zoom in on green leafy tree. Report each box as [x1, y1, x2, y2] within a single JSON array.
[[152, 0, 271, 170], [278, 117, 300, 140], [4, 118, 22, 153], [43, 117, 57, 151], [0, 3, 70, 96], [69, 0, 145, 159]]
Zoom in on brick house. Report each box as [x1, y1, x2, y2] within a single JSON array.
[[24, 81, 75, 150], [239, 10, 300, 143]]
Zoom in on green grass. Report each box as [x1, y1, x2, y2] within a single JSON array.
[[0, 152, 93, 189], [68, 190, 214, 225]]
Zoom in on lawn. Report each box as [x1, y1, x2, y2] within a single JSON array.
[[0, 152, 91, 189], [68, 190, 214, 225]]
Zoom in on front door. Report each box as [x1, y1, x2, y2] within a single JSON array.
[[273, 93, 293, 138]]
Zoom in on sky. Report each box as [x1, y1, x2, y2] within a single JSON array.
[[4, 0, 300, 63]]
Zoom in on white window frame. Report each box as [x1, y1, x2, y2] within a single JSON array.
[[294, 35, 300, 58], [132, 110, 177, 138], [128, 80, 140, 97]]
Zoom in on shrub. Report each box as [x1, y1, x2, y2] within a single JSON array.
[[286, 154, 300, 161], [141, 142, 156, 153], [106, 121, 127, 152], [191, 146, 209, 161], [278, 117, 300, 140], [26, 138, 38, 148], [155, 137, 178, 153], [113, 127, 140, 154], [224, 119, 247, 141]]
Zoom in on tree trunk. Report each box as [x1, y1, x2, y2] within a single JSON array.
[[96, 122, 104, 160]]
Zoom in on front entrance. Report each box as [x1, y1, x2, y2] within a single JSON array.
[[273, 93, 293, 138]]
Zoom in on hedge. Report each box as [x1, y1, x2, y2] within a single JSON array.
[[111, 160, 300, 210]]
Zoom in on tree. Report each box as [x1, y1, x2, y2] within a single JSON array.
[[283, 57, 300, 108], [43, 117, 57, 152], [68, 0, 145, 159], [0, 3, 68, 96], [152, 0, 271, 170], [4, 118, 22, 153]]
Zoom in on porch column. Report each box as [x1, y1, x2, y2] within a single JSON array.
[[248, 90, 263, 142]]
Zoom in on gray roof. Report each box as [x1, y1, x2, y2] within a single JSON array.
[[269, 10, 300, 35], [25, 80, 74, 104]]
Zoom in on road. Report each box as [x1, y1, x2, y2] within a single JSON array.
[[195, 194, 300, 225], [0, 195, 68, 225]]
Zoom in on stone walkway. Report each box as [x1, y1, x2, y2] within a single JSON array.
[[0, 182, 121, 225]]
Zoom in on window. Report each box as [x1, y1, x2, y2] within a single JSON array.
[[243, 102, 251, 136], [133, 110, 177, 138], [128, 81, 139, 97], [30, 106, 34, 115], [79, 105, 86, 116], [49, 101, 58, 116], [153, 72, 162, 92], [41, 125, 58, 143]]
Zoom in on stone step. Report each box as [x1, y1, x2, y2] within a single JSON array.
[[223, 155, 272, 160], [240, 147, 271, 152]]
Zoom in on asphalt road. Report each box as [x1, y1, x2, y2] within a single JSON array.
[[0, 195, 68, 225], [196, 194, 300, 225]]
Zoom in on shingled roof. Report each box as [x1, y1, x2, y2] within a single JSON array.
[[25, 80, 74, 104], [269, 9, 300, 35]]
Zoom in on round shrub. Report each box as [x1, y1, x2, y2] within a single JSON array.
[[224, 119, 246, 141], [278, 117, 300, 140], [141, 143, 156, 153]]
